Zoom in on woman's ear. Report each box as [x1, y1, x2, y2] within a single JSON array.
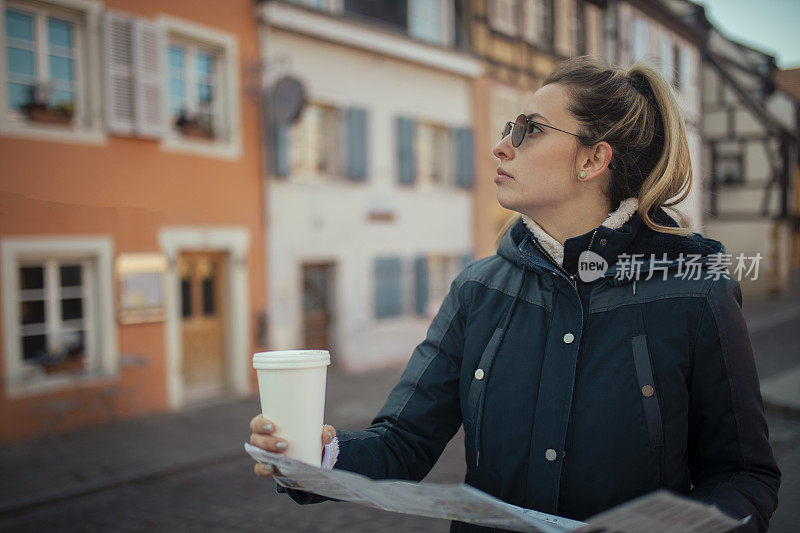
[[580, 141, 613, 180]]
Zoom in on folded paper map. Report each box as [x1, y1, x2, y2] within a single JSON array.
[[245, 443, 748, 533]]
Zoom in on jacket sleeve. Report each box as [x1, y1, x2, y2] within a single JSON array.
[[277, 272, 469, 505], [687, 277, 781, 531]]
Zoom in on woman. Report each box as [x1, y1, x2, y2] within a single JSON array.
[[249, 56, 781, 532]]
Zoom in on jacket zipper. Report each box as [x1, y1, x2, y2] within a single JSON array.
[[528, 237, 578, 288]]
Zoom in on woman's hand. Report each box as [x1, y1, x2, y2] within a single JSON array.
[[249, 414, 337, 478]]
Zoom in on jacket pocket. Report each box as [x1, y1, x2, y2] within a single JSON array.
[[630, 335, 664, 450]]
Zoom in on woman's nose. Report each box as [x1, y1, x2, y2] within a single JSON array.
[[492, 135, 513, 161]]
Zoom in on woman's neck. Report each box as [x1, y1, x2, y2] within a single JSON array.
[[521, 197, 639, 267], [526, 200, 613, 246]]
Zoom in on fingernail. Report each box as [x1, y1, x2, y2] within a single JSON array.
[[276, 441, 288, 450], [263, 463, 273, 473], [326, 430, 334, 440], [263, 423, 273, 432]]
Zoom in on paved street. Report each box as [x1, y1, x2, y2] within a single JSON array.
[[1, 280, 799, 532]]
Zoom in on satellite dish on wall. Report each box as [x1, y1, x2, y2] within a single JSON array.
[[267, 76, 306, 125]]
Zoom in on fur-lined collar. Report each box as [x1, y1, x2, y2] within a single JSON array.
[[498, 202, 725, 280], [521, 197, 639, 267]]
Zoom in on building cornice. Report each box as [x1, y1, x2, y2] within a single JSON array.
[[259, 1, 483, 78]]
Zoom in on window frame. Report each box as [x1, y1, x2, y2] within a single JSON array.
[[1, 236, 118, 398], [157, 15, 241, 160], [414, 119, 454, 188], [18, 258, 97, 364], [489, 0, 519, 37], [407, 0, 453, 47], [0, 0, 104, 144], [288, 100, 344, 180], [521, 0, 551, 48], [424, 254, 461, 315], [167, 37, 223, 141]]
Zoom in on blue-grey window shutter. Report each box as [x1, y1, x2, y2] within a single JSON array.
[[374, 257, 403, 319], [456, 127, 474, 188], [346, 107, 368, 181], [414, 256, 428, 316], [397, 117, 416, 185], [271, 120, 289, 177]]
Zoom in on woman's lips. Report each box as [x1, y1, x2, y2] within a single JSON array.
[[494, 168, 513, 184]]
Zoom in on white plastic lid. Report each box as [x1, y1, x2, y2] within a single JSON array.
[[252, 350, 330, 370]]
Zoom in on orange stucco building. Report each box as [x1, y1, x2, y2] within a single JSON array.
[[0, 0, 266, 443]]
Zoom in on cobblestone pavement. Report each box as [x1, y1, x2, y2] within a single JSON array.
[[1, 409, 798, 532], [0, 422, 466, 533]]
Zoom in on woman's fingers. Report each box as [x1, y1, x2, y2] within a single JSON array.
[[249, 414, 276, 434], [249, 432, 289, 453], [254, 462, 283, 478], [322, 424, 337, 445]]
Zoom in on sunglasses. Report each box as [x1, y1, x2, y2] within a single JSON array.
[[501, 113, 581, 148]]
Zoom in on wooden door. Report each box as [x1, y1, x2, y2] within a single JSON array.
[[180, 252, 227, 403], [302, 263, 334, 357]]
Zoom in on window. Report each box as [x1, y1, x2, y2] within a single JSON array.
[[424, 255, 462, 314], [167, 40, 222, 140], [489, 0, 518, 36], [415, 122, 453, 186], [396, 116, 473, 188], [344, 0, 407, 28], [289, 103, 341, 176], [287, 0, 341, 13], [522, 0, 551, 47], [573, 0, 585, 56], [630, 16, 648, 63], [660, 35, 673, 86], [17, 260, 92, 370], [158, 15, 241, 159], [2, 237, 116, 397], [275, 103, 367, 181], [714, 154, 743, 185], [678, 45, 691, 93], [408, 0, 448, 44], [0, 0, 101, 137], [672, 44, 682, 90]]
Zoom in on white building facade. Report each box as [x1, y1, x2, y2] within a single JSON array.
[[259, 1, 482, 372]]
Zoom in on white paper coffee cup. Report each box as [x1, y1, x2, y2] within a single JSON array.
[[252, 350, 330, 466]]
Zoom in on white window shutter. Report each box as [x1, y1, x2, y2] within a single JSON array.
[[679, 46, 692, 93], [661, 36, 673, 84], [133, 19, 165, 138], [103, 12, 135, 134]]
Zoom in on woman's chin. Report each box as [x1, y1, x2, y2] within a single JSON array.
[[495, 190, 519, 212]]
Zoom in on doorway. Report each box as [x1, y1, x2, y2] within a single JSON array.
[[301, 263, 336, 363], [179, 251, 227, 404]]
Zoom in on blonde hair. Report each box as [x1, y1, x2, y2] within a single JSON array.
[[494, 55, 694, 249]]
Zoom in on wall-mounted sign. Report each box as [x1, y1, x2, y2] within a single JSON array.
[[117, 253, 167, 324]]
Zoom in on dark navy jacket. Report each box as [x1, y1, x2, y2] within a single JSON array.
[[279, 207, 781, 532]]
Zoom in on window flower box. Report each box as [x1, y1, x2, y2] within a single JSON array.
[[23, 102, 74, 126]]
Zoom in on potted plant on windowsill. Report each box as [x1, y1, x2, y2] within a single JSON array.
[[21, 84, 74, 126], [32, 342, 85, 375], [175, 110, 215, 140]]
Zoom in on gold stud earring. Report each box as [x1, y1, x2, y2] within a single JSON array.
[[579, 170, 587, 180]]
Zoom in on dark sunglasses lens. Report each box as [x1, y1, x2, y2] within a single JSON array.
[[512, 115, 526, 147], [502, 122, 512, 139]]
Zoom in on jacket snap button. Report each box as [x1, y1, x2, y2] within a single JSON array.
[[545, 449, 557, 461], [563, 333, 575, 344], [642, 385, 655, 397], [600, 238, 607, 246], [474, 369, 485, 380]]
